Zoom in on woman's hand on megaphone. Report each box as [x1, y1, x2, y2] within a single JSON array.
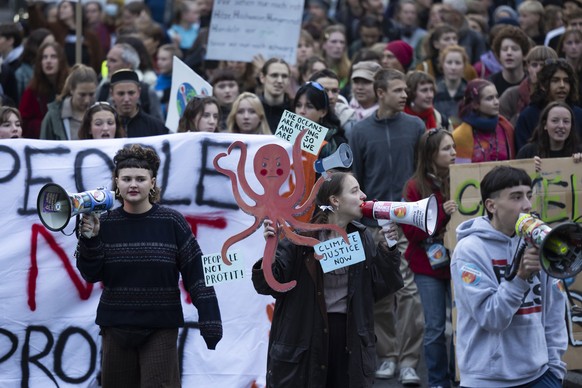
[[80, 213, 100, 239], [517, 246, 542, 280], [263, 219, 276, 241], [379, 222, 399, 247]]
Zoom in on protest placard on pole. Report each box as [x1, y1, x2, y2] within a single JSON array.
[[165, 56, 213, 133], [274, 110, 329, 155], [206, 0, 303, 64]]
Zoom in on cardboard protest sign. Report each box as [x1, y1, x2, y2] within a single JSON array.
[[275, 110, 329, 155], [315, 232, 366, 273], [203, 251, 245, 286], [165, 56, 213, 133], [206, 0, 303, 64], [447, 157, 582, 370]]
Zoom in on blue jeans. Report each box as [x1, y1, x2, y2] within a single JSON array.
[[414, 274, 453, 387]]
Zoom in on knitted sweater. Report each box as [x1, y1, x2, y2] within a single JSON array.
[[453, 115, 515, 164], [77, 204, 222, 349]]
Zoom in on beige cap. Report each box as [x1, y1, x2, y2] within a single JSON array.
[[351, 61, 382, 82]]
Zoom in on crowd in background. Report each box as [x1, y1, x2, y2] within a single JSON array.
[[2, 0, 582, 387]]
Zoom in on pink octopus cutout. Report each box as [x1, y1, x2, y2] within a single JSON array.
[[213, 130, 349, 292]]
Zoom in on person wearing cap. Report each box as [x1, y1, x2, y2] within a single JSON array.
[[349, 60, 382, 122], [109, 69, 169, 138], [382, 40, 413, 73], [96, 43, 164, 122], [350, 68, 425, 386]]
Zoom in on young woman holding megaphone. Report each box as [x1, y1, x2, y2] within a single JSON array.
[[252, 170, 403, 388], [75, 144, 222, 386]]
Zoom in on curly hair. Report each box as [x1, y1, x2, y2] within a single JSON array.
[[530, 60, 579, 107], [491, 25, 531, 60], [112, 144, 161, 203]]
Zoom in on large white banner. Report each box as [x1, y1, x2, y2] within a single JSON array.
[[0, 133, 290, 387], [206, 0, 304, 64]]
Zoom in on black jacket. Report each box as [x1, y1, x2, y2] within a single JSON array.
[[121, 108, 169, 138], [252, 221, 403, 388]]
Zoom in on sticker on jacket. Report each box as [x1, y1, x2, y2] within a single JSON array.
[[460, 263, 482, 286], [554, 279, 566, 293]]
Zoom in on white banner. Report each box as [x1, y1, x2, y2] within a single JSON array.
[[0, 133, 291, 387], [206, 0, 304, 64]]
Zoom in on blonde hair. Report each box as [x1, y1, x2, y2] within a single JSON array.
[[518, 0, 544, 33], [58, 64, 97, 101], [227, 92, 271, 135]]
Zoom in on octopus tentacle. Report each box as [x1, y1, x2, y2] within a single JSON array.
[[263, 232, 297, 292], [279, 220, 322, 247], [220, 218, 262, 265], [294, 174, 326, 215]]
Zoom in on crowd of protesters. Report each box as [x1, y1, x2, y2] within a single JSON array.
[[3, 0, 582, 387]]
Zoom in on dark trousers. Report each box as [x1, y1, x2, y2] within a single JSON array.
[[101, 327, 180, 388], [327, 313, 349, 388]]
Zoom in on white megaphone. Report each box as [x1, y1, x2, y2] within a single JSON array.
[[360, 195, 439, 247], [37, 183, 115, 233], [314, 143, 353, 177], [515, 213, 582, 279]]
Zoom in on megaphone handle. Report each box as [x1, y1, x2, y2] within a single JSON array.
[[378, 219, 398, 248]]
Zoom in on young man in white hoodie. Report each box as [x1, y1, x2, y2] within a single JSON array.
[[451, 166, 567, 387]]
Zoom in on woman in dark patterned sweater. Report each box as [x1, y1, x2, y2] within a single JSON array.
[[76, 144, 222, 387]]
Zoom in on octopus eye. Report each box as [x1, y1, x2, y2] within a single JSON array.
[[262, 162, 267, 168], [276, 161, 281, 167]]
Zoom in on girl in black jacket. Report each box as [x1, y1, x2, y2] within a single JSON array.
[[252, 171, 403, 388]]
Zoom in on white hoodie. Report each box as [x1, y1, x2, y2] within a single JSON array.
[[451, 216, 567, 387]]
